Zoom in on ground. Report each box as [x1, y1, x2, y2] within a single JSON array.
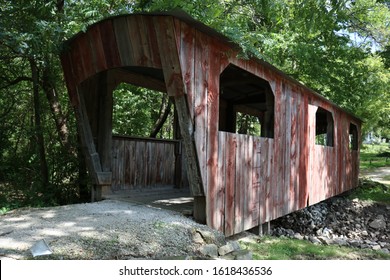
[[0, 167, 389, 260], [0, 200, 224, 260], [360, 166, 390, 186]]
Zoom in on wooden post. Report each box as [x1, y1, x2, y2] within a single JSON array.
[[75, 78, 112, 202], [173, 95, 204, 196], [97, 73, 113, 196], [153, 16, 205, 223], [173, 106, 183, 189]]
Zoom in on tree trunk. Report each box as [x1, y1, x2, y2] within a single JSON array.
[[30, 58, 49, 190], [149, 95, 172, 138], [42, 65, 72, 153]]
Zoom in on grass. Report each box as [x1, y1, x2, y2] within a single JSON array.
[[240, 171, 390, 261], [360, 143, 390, 170], [240, 236, 390, 260], [348, 179, 390, 204]]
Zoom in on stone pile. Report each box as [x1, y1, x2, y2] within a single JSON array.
[[192, 229, 252, 260], [271, 196, 390, 253]]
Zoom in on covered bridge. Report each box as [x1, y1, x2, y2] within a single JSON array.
[[60, 11, 362, 236]]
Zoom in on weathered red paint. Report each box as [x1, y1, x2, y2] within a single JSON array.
[[60, 11, 362, 236]]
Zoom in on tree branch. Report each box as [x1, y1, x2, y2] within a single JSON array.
[[0, 76, 33, 90]]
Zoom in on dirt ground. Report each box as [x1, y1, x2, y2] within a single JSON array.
[[1, 167, 389, 260], [0, 199, 223, 260], [360, 167, 390, 186]]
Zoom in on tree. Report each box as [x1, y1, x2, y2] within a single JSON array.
[[0, 0, 389, 207]]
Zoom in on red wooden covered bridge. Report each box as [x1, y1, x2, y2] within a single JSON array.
[[60, 11, 362, 236]]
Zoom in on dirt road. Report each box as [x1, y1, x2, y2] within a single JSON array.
[[360, 167, 390, 186]]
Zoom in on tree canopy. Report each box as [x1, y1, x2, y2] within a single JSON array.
[[0, 0, 389, 206]]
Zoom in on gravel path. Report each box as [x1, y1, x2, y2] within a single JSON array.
[[360, 167, 390, 186], [2, 168, 389, 260], [0, 200, 224, 260]]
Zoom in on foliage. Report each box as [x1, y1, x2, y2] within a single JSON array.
[[348, 178, 390, 204], [0, 0, 389, 208], [138, 0, 390, 137], [113, 84, 174, 138], [240, 235, 390, 260], [360, 143, 390, 170]]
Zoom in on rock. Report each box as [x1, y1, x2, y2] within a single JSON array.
[[333, 238, 348, 246], [369, 215, 386, 229], [270, 194, 389, 254], [380, 248, 389, 254], [318, 236, 332, 245], [196, 229, 225, 246], [199, 244, 218, 258], [218, 241, 241, 256], [192, 232, 205, 244], [309, 236, 322, 245], [372, 245, 381, 251], [293, 233, 304, 240], [227, 249, 252, 260], [348, 240, 363, 248], [322, 228, 333, 239], [218, 253, 236, 260]]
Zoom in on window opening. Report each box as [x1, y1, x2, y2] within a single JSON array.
[[112, 83, 174, 139], [219, 64, 274, 138], [349, 123, 358, 151], [315, 107, 334, 146]]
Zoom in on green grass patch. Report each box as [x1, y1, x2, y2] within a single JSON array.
[[240, 236, 390, 260], [348, 179, 390, 204], [360, 144, 390, 170]]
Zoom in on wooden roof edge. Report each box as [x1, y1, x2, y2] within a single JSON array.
[[61, 9, 363, 124]]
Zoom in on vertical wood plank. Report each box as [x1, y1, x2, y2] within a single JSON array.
[[98, 19, 121, 69], [224, 132, 236, 236], [69, 39, 86, 85], [194, 30, 209, 195], [217, 132, 226, 232], [273, 80, 283, 218], [77, 33, 95, 81], [308, 104, 317, 205], [113, 16, 134, 66], [145, 16, 162, 69], [252, 137, 261, 227], [87, 24, 107, 73], [284, 84, 292, 215], [289, 87, 298, 213], [207, 43, 222, 231], [299, 94, 309, 209], [153, 16, 204, 197], [244, 135, 254, 230], [234, 134, 244, 234], [178, 21, 196, 120]]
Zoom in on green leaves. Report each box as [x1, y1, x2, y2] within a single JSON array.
[[113, 84, 173, 138]]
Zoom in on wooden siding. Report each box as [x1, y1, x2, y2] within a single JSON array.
[[61, 12, 362, 237], [111, 136, 186, 190], [218, 132, 273, 236]]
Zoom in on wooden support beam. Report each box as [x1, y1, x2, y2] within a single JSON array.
[[75, 78, 112, 201], [97, 73, 113, 198], [174, 95, 204, 196], [75, 91, 102, 185], [153, 16, 204, 197]]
